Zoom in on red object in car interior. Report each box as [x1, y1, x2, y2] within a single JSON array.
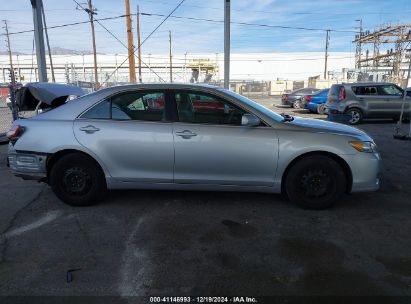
[[339, 86, 346, 101], [7, 125, 23, 140]]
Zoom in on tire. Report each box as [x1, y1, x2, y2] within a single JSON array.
[[317, 103, 326, 115], [285, 155, 347, 210], [293, 100, 301, 109], [49, 153, 106, 206], [346, 108, 363, 125]]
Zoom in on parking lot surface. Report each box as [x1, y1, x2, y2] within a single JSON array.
[[1, 98, 411, 299]]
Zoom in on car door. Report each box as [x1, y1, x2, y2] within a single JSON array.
[[171, 90, 278, 186], [352, 85, 386, 117], [73, 90, 174, 183], [377, 84, 408, 118]]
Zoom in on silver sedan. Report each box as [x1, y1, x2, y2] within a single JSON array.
[[7, 84, 380, 209]]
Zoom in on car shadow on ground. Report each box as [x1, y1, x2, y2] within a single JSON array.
[[96, 188, 379, 211]]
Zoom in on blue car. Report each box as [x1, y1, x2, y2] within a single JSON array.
[[304, 89, 330, 114]]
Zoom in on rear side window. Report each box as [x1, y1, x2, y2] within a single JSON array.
[[81, 99, 110, 119], [112, 91, 165, 121], [315, 89, 329, 96], [80, 91, 166, 121], [330, 85, 342, 96], [352, 86, 378, 95]]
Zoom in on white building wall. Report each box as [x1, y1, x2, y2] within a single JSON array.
[[0, 52, 355, 85]]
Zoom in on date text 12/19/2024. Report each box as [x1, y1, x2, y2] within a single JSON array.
[[149, 297, 258, 303]]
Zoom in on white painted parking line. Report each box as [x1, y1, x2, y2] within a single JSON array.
[[3, 210, 62, 239], [118, 217, 148, 297]]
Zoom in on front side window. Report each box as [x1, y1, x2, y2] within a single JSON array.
[[175, 91, 246, 126], [378, 85, 403, 96]]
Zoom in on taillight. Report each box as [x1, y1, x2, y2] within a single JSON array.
[[283, 94, 288, 101], [7, 125, 23, 140], [338, 86, 346, 101], [305, 95, 312, 102]]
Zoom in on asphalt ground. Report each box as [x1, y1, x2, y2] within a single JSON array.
[[0, 97, 411, 303]]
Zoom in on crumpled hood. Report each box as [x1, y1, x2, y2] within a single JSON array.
[[288, 117, 372, 141], [25, 82, 85, 105]]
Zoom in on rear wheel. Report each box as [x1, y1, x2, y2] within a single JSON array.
[[293, 100, 301, 109], [285, 155, 347, 210], [346, 108, 363, 125], [50, 153, 106, 206], [317, 103, 326, 115]]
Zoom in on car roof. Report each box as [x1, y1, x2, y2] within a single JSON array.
[[99, 83, 222, 94], [31, 83, 228, 121], [338, 82, 398, 87]]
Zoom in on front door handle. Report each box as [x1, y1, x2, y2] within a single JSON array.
[[176, 130, 197, 138], [80, 125, 100, 134]]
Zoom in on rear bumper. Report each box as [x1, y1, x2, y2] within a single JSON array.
[[281, 99, 294, 106], [306, 102, 319, 112], [325, 102, 345, 113], [7, 143, 48, 181]]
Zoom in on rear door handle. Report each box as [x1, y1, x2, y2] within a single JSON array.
[[176, 130, 197, 138], [80, 125, 100, 134]]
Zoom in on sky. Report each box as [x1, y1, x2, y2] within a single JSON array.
[[1, 0, 411, 56]]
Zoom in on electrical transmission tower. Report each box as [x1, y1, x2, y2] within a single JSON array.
[[353, 23, 411, 85]]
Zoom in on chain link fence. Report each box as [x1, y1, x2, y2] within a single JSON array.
[[0, 86, 13, 137]]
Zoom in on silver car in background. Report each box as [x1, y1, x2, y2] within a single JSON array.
[[326, 82, 411, 125], [7, 84, 380, 209]]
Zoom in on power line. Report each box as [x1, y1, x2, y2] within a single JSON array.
[[1, 15, 129, 36], [140, 13, 358, 33], [71, 0, 166, 82], [137, 0, 411, 17], [102, 0, 187, 84]]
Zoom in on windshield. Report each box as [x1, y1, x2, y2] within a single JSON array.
[[222, 89, 284, 122]]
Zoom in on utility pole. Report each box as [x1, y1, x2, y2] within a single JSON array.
[[405, 31, 411, 88], [355, 19, 363, 70], [41, 3, 55, 82], [30, 0, 48, 82], [125, 0, 136, 82], [169, 30, 172, 83], [148, 53, 152, 82], [324, 29, 330, 80], [184, 52, 187, 83], [3, 20, 18, 120], [136, 5, 142, 83], [83, 0, 99, 89], [224, 0, 230, 89]]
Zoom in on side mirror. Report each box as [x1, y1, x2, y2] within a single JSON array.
[[241, 113, 261, 127]]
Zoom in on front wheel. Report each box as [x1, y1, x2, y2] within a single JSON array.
[[346, 108, 363, 125], [285, 155, 347, 210], [50, 153, 106, 206]]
